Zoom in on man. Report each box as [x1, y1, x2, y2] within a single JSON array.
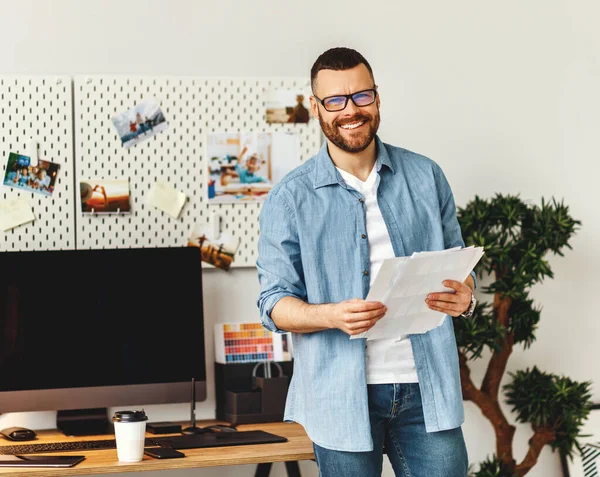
[[256, 47, 476, 477]]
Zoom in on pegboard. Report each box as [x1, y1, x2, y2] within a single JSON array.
[[73, 76, 322, 267], [0, 76, 74, 251]]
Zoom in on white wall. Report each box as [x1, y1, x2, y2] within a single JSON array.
[[1, 1, 599, 476]]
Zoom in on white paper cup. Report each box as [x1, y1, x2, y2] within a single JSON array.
[[112, 410, 148, 462]]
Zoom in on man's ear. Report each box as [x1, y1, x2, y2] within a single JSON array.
[[309, 96, 320, 119]]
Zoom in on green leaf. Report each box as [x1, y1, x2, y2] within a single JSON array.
[[503, 367, 593, 458], [453, 302, 504, 359]]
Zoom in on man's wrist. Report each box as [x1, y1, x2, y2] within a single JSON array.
[[320, 303, 336, 329], [460, 292, 476, 318]]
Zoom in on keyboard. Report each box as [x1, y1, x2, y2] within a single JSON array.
[[0, 431, 287, 455]]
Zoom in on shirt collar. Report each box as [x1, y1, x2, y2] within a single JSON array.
[[313, 135, 395, 190]]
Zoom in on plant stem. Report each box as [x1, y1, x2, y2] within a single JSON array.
[[459, 352, 516, 468], [514, 426, 556, 476], [465, 290, 519, 469]]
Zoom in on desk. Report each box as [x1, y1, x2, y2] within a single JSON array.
[[0, 420, 314, 477]]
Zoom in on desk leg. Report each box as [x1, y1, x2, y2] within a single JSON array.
[[254, 462, 272, 477], [254, 461, 301, 477], [285, 461, 301, 477]]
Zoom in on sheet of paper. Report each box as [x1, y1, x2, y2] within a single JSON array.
[[147, 180, 186, 219], [0, 198, 35, 231], [350, 246, 484, 341]]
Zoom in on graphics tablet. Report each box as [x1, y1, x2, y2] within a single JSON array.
[[0, 455, 86, 467], [154, 430, 287, 449]]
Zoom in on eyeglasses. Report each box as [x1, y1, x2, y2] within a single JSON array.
[[313, 88, 377, 112]]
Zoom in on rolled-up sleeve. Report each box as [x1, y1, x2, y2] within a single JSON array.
[[256, 187, 307, 333], [434, 164, 478, 290]]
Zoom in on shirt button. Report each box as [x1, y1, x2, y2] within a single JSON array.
[[363, 270, 369, 276], [358, 198, 364, 203], [361, 234, 366, 239]]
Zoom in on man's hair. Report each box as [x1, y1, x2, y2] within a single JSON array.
[[310, 47, 374, 93]]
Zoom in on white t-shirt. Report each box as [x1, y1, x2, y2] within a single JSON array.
[[336, 163, 418, 384]]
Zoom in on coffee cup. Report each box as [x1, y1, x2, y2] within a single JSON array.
[[112, 409, 148, 462]]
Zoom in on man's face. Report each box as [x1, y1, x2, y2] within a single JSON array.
[[310, 63, 380, 154]]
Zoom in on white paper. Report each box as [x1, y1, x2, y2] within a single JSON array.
[[0, 198, 35, 231], [147, 180, 186, 218], [351, 246, 484, 341]]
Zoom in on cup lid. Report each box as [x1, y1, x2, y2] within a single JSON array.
[[112, 410, 148, 423]]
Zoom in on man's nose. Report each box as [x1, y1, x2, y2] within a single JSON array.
[[343, 97, 361, 116]]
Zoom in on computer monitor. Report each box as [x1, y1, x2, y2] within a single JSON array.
[[0, 246, 207, 436]]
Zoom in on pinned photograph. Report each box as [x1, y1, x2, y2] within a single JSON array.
[[111, 98, 168, 148], [3, 153, 60, 197], [187, 222, 240, 271], [265, 87, 311, 124], [80, 179, 131, 214], [206, 131, 300, 204]]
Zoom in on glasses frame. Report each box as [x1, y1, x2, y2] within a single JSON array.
[[313, 87, 378, 112]]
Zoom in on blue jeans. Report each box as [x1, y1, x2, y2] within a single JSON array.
[[312, 383, 468, 477]]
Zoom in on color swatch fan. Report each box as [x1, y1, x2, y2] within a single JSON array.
[[214, 323, 292, 364]]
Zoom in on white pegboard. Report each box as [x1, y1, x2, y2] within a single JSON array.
[[73, 76, 322, 267], [0, 76, 74, 251]]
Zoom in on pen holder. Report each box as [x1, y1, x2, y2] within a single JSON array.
[[215, 361, 293, 425], [225, 389, 262, 415], [252, 375, 290, 415], [252, 362, 290, 416]]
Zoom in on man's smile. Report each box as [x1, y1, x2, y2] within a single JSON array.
[[339, 121, 366, 130]]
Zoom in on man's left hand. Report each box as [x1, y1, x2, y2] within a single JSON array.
[[425, 280, 473, 317]]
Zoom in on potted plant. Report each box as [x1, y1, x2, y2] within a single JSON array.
[[454, 193, 592, 476]]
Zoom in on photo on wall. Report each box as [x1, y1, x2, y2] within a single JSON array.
[[265, 86, 312, 124], [3, 153, 60, 197], [187, 222, 241, 271], [111, 98, 168, 148], [80, 179, 131, 214], [206, 131, 300, 204]]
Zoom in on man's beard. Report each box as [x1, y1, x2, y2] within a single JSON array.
[[318, 109, 380, 153]]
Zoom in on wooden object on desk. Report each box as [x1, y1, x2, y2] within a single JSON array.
[[0, 420, 314, 477]]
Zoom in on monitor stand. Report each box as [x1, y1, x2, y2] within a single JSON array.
[[181, 377, 205, 435], [57, 408, 111, 436]]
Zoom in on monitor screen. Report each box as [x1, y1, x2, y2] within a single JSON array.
[[0, 246, 206, 435]]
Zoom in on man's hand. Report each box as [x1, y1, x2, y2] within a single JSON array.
[[326, 298, 387, 336], [425, 279, 473, 317]]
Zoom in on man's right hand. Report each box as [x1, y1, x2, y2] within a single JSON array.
[[326, 298, 387, 336]]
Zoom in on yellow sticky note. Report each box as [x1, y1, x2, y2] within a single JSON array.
[[147, 181, 186, 219], [0, 198, 35, 231]]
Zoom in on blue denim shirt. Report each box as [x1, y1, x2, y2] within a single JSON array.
[[256, 136, 472, 452]]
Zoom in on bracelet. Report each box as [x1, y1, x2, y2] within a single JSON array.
[[460, 292, 476, 318]]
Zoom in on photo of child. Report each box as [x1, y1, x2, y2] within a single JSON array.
[[206, 131, 300, 204], [3, 153, 60, 197], [220, 146, 268, 185]]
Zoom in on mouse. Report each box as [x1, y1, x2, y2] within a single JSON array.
[[0, 426, 37, 441]]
